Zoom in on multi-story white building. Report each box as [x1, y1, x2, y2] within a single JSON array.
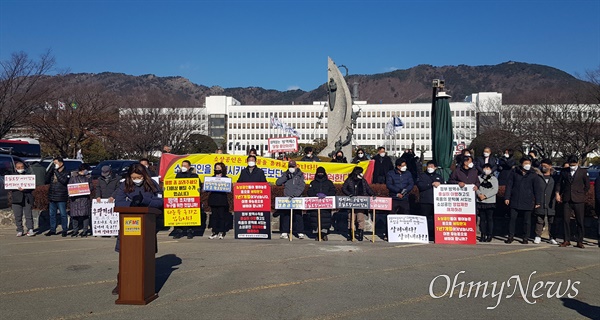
[[205, 93, 503, 159]]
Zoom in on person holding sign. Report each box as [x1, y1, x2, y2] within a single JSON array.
[[383, 158, 415, 240], [307, 167, 336, 241], [208, 162, 231, 240], [504, 156, 542, 244], [11, 162, 35, 237], [44, 157, 70, 237], [342, 166, 374, 241], [417, 161, 444, 240], [276, 160, 306, 239], [476, 163, 498, 242], [68, 164, 93, 237], [238, 155, 267, 183], [112, 164, 163, 295], [173, 160, 199, 239]]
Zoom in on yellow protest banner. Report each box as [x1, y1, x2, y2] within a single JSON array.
[[160, 154, 373, 184], [163, 178, 201, 226]]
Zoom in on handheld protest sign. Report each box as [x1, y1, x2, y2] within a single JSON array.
[[274, 197, 305, 242], [433, 184, 477, 244]]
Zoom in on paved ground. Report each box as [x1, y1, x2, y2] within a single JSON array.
[[0, 227, 598, 320]]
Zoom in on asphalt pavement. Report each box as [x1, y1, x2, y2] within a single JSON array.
[[0, 227, 598, 320]]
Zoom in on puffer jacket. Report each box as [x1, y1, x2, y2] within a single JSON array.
[[505, 167, 542, 210], [342, 177, 374, 196], [307, 175, 336, 230], [45, 166, 70, 202], [386, 169, 414, 201], [276, 168, 305, 197]]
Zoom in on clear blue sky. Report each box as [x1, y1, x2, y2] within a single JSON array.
[[1, 0, 599, 91]]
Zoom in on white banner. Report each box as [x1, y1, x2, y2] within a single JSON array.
[[92, 200, 119, 236], [434, 184, 476, 215], [4, 175, 36, 190], [387, 214, 429, 243]]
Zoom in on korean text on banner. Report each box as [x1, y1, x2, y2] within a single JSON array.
[[92, 200, 118, 236], [434, 184, 477, 245], [163, 178, 201, 227], [4, 175, 36, 190], [203, 176, 232, 192], [268, 137, 298, 153], [233, 183, 271, 212], [68, 183, 90, 196]]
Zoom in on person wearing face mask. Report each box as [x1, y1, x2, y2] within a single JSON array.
[[112, 163, 163, 295], [331, 150, 347, 163], [11, 162, 35, 237], [300, 146, 321, 162], [475, 147, 498, 175], [555, 156, 590, 249], [383, 159, 415, 239], [400, 149, 420, 182], [351, 148, 369, 164], [528, 150, 541, 170], [533, 159, 558, 245], [448, 156, 480, 191], [307, 167, 336, 241], [417, 161, 444, 240], [139, 158, 157, 177], [44, 157, 70, 237], [372, 147, 394, 184], [208, 162, 231, 240], [476, 164, 498, 242], [68, 164, 93, 237], [497, 149, 516, 186], [96, 166, 119, 203], [342, 166, 374, 241], [238, 155, 267, 183], [504, 156, 542, 244], [276, 160, 306, 239], [172, 160, 200, 239]]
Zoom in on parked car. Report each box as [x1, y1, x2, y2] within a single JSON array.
[[25, 158, 83, 174], [0, 154, 28, 209], [90, 160, 138, 180]]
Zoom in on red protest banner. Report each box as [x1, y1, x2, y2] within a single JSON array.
[[233, 182, 271, 212]]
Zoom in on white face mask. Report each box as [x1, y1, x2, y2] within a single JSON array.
[[247, 161, 256, 167], [16, 169, 25, 174], [54, 164, 60, 169], [570, 166, 577, 171], [132, 179, 144, 186], [523, 164, 531, 171], [467, 162, 474, 169], [484, 169, 492, 175], [358, 153, 364, 158], [400, 166, 407, 172], [504, 154, 510, 158], [483, 152, 490, 157], [379, 152, 386, 157], [288, 167, 296, 173], [180, 167, 188, 173], [357, 173, 363, 179], [427, 168, 435, 174]]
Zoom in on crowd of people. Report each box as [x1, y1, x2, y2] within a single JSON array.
[[9, 146, 599, 250]]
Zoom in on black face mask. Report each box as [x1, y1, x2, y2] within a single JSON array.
[[336, 154, 343, 158], [316, 173, 325, 178], [214, 170, 222, 175]]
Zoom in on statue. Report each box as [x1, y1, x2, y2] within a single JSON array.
[[318, 57, 354, 160]]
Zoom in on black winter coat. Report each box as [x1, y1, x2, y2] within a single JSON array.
[[372, 154, 394, 184], [45, 167, 70, 202], [237, 166, 267, 183], [307, 176, 336, 230], [342, 177, 374, 196], [505, 167, 542, 210], [96, 175, 120, 199], [416, 172, 444, 205], [497, 157, 516, 185], [208, 174, 230, 208]]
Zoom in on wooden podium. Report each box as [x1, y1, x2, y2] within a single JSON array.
[[115, 206, 161, 305]]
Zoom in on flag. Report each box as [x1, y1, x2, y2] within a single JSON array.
[[76, 149, 83, 160], [58, 100, 66, 110], [271, 116, 300, 138], [384, 117, 403, 136]]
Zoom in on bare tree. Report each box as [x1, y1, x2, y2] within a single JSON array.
[[0, 50, 57, 138], [29, 83, 117, 158]]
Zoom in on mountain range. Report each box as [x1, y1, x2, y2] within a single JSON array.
[[55, 61, 595, 106]]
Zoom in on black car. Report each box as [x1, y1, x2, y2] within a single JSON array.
[[91, 160, 138, 179]]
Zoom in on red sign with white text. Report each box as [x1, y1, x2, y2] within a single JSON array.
[[434, 214, 477, 244], [233, 183, 271, 212]]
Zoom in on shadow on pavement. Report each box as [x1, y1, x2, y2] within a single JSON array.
[[560, 298, 600, 320], [156, 254, 182, 293]]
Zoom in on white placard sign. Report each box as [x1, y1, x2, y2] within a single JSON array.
[[387, 214, 429, 243], [4, 175, 36, 190], [91, 200, 119, 236]]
